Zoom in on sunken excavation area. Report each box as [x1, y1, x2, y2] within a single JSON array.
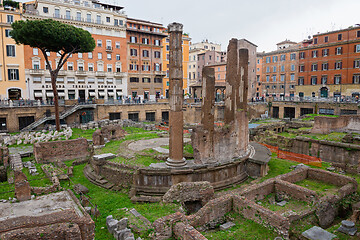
[[152, 167, 358, 239]]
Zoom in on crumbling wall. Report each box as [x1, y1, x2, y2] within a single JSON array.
[[312, 115, 360, 134], [173, 222, 208, 240], [34, 138, 92, 163]]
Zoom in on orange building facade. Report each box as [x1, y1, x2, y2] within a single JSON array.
[[126, 18, 166, 101], [297, 27, 360, 98], [162, 33, 191, 97]]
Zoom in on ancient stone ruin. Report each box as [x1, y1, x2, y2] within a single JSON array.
[[312, 115, 360, 134], [192, 39, 249, 164]]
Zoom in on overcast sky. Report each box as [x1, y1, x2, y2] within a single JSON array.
[[20, 0, 360, 52]]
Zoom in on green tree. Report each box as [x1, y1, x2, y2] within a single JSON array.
[[11, 19, 95, 131]]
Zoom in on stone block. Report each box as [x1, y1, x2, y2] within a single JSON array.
[[337, 220, 357, 236], [302, 226, 337, 240], [219, 221, 235, 230]]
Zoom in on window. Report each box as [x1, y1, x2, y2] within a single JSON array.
[[7, 15, 14, 24], [88, 52, 93, 59], [142, 77, 150, 83], [5, 29, 11, 37], [311, 76, 317, 85], [107, 53, 111, 60], [338, 34, 342, 40], [154, 39, 161, 46], [266, 76, 270, 82], [357, 31, 360, 38], [107, 64, 112, 72], [354, 59, 360, 68], [312, 50, 318, 58], [314, 38, 318, 44], [130, 77, 139, 83], [67, 62, 73, 70], [78, 52, 83, 58], [281, 65, 285, 72], [130, 36, 137, 43], [130, 49, 137, 56], [154, 63, 160, 71], [8, 69, 19, 80], [43, 7, 48, 13], [66, 10, 71, 20], [334, 75, 341, 84], [96, 15, 101, 24], [76, 12, 81, 21], [311, 63, 318, 71], [266, 57, 271, 63], [300, 52, 305, 59], [87, 13, 91, 22], [290, 74, 295, 81], [32, 60, 40, 69], [88, 63, 94, 71], [116, 54, 120, 61], [273, 66, 276, 72], [272, 56, 278, 62], [154, 51, 161, 58], [298, 77, 304, 85], [266, 67, 270, 73], [142, 62, 150, 71], [115, 42, 120, 49], [6, 45, 15, 57], [106, 17, 110, 23], [322, 62, 328, 70], [45, 61, 51, 70], [143, 50, 149, 57], [335, 61, 342, 70], [355, 45, 360, 53], [54, 9, 60, 18], [299, 65, 305, 72], [97, 40, 102, 47], [290, 53, 296, 60], [142, 38, 149, 44], [336, 47, 342, 55], [78, 62, 84, 71], [129, 62, 138, 70], [280, 74, 285, 81], [353, 74, 360, 84], [291, 64, 295, 71], [321, 76, 327, 84], [97, 63, 104, 71], [280, 54, 286, 61], [272, 75, 276, 82], [98, 52, 102, 59], [33, 48, 38, 55], [324, 36, 328, 42], [322, 49, 329, 56]]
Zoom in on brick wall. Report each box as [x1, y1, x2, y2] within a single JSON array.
[[34, 138, 91, 163]]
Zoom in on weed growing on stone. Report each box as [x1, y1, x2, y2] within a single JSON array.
[[295, 179, 338, 196]]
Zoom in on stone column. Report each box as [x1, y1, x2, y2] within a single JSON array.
[[166, 23, 186, 167], [201, 67, 215, 132]]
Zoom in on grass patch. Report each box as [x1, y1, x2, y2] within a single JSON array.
[[278, 132, 297, 138], [296, 179, 338, 196], [302, 114, 339, 121], [60, 163, 179, 239], [261, 153, 294, 182], [111, 155, 164, 167], [70, 128, 96, 140], [258, 193, 311, 213], [301, 132, 347, 142], [202, 212, 278, 240]]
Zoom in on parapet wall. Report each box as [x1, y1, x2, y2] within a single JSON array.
[[34, 138, 92, 163], [312, 115, 360, 134]]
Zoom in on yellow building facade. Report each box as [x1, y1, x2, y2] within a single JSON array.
[[0, 5, 26, 100], [162, 33, 190, 97]]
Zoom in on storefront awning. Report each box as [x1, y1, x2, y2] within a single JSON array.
[[58, 92, 65, 97], [89, 92, 96, 97], [98, 91, 105, 96], [46, 92, 54, 97], [34, 92, 43, 98], [108, 92, 115, 96]]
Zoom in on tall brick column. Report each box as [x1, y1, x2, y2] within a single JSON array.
[[201, 67, 215, 132], [166, 23, 186, 167]]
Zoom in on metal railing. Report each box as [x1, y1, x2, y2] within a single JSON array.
[[0, 99, 65, 107], [272, 96, 360, 103]]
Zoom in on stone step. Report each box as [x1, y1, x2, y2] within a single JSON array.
[[103, 182, 114, 189], [93, 153, 116, 161]]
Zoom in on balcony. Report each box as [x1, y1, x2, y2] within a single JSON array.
[[114, 72, 126, 78], [105, 46, 113, 52], [30, 69, 44, 75], [154, 71, 166, 76], [75, 70, 87, 76], [57, 70, 66, 76], [96, 71, 106, 77]]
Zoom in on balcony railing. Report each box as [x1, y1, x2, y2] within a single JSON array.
[[75, 70, 87, 76], [96, 71, 106, 77], [105, 46, 113, 52], [30, 69, 45, 75], [114, 72, 125, 78], [154, 71, 166, 76]]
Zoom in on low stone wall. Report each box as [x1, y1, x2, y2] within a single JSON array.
[[31, 173, 61, 195], [312, 115, 360, 134], [34, 138, 92, 164], [98, 162, 135, 188], [173, 222, 208, 240], [291, 137, 360, 173], [0, 147, 9, 167], [0, 222, 82, 240]]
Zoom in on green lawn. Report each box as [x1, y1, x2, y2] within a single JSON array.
[[202, 212, 279, 240], [70, 128, 96, 140], [302, 114, 339, 121], [296, 179, 339, 196]]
